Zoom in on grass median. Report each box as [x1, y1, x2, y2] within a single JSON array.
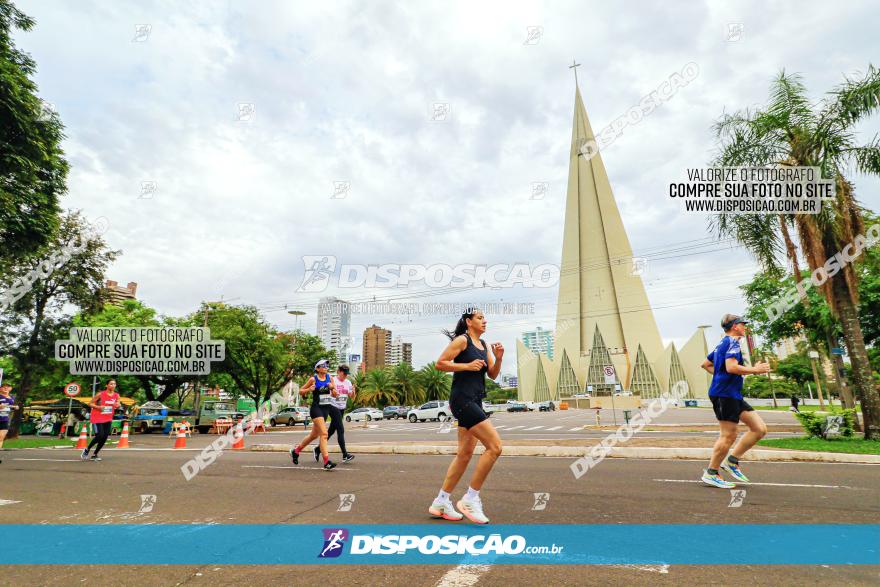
[[758, 436, 880, 455], [2, 437, 75, 449]]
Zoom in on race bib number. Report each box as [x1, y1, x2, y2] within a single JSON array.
[[101, 405, 113, 414], [318, 393, 332, 405], [0, 405, 9, 415]]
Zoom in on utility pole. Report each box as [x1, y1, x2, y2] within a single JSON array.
[[808, 350, 826, 409]]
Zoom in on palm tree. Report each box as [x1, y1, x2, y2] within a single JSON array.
[[419, 362, 451, 401], [711, 66, 880, 438], [390, 362, 426, 407], [358, 367, 400, 407]]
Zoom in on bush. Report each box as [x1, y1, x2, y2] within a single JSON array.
[[794, 408, 856, 438]]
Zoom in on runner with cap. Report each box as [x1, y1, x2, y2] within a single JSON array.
[[315, 364, 355, 463], [700, 314, 770, 488], [290, 359, 338, 470]]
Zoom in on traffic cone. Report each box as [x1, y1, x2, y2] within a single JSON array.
[[75, 424, 89, 449], [117, 421, 131, 448], [232, 421, 245, 450], [173, 425, 187, 449]]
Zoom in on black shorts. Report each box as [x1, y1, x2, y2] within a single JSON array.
[[309, 405, 330, 420], [450, 398, 488, 430], [0, 420, 8, 431], [711, 396, 754, 423]]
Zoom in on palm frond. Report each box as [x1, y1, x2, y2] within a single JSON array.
[[822, 64, 880, 127]]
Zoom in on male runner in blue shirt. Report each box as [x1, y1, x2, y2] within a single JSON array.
[[700, 314, 770, 488]]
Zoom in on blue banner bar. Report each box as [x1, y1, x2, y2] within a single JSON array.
[[2, 524, 877, 565]]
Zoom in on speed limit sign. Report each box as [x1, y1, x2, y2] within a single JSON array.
[[64, 382, 81, 397]]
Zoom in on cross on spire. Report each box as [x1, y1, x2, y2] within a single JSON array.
[[569, 59, 581, 86]]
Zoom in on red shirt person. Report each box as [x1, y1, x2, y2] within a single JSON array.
[[83, 380, 121, 461]]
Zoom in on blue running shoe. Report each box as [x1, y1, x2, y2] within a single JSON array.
[[721, 457, 750, 484], [701, 470, 735, 488]]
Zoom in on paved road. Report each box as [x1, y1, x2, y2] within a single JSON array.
[[2, 447, 877, 585]]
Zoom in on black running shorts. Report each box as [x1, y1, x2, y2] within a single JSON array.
[[0, 420, 8, 431], [450, 398, 488, 430], [309, 405, 330, 420], [711, 396, 754, 423]]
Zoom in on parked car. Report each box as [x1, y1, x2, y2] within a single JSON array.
[[507, 402, 528, 412], [538, 401, 556, 412], [194, 401, 245, 434], [482, 402, 505, 414], [408, 401, 451, 422], [573, 393, 592, 399], [383, 405, 409, 419], [614, 391, 633, 397], [270, 407, 306, 427], [345, 407, 384, 422], [291, 406, 311, 426]]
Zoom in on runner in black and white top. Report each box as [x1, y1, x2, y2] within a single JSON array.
[[290, 359, 338, 470], [316, 365, 355, 463], [429, 308, 503, 524]]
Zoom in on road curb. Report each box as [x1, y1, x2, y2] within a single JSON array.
[[249, 443, 880, 464]]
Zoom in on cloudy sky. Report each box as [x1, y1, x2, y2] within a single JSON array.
[[15, 0, 879, 375]]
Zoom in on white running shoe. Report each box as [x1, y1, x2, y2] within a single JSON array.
[[428, 498, 463, 521], [457, 496, 489, 524]]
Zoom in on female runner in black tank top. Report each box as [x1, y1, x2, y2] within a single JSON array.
[[289, 359, 338, 470], [428, 308, 504, 524]]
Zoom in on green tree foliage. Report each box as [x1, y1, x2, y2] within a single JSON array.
[[0, 211, 117, 436], [0, 1, 67, 263], [710, 67, 880, 436]]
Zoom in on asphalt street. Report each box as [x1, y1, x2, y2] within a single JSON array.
[[1, 445, 878, 586]]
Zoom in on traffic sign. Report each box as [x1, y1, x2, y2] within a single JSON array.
[[831, 348, 845, 356], [603, 365, 616, 384], [64, 382, 81, 397]]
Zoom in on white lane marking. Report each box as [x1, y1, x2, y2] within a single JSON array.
[[0, 499, 22, 506], [613, 564, 670, 574], [242, 465, 360, 471], [545, 426, 563, 431], [504, 426, 524, 431], [523, 426, 545, 431], [12, 458, 83, 462], [653, 479, 859, 489], [436, 563, 492, 586], [569, 427, 584, 431]]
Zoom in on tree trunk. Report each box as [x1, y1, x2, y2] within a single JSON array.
[[832, 278, 878, 438]]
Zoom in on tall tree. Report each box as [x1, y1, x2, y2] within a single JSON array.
[[710, 67, 880, 437], [0, 1, 67, 263], [0, 211, 117, 436], [419, 362, 451, 401], [390, 362, 425, 407], [358, 367, 399, 407]]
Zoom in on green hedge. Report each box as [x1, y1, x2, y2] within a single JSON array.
[[794, 408, 856, 438]]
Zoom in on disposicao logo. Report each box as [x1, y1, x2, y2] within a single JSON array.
[[318, 528, 349, 558]]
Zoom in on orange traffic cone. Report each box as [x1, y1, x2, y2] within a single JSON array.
[[232, 421, 245, 450], [173, 425, 187, 449], [75, 424, 89, 450], [117, 421, 131, 448]]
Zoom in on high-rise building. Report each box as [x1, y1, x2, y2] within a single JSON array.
[[522, 327, 554, 360], [501, 374, 518, 389], [389, 336, 413, 366], [104, 280, 138, 305], [317, 297, 351, 364], [516, 79, 706, 402], [363, 325, 392, 371]]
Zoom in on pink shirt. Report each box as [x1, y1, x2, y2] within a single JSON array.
[[332, 377, 353, 409]]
